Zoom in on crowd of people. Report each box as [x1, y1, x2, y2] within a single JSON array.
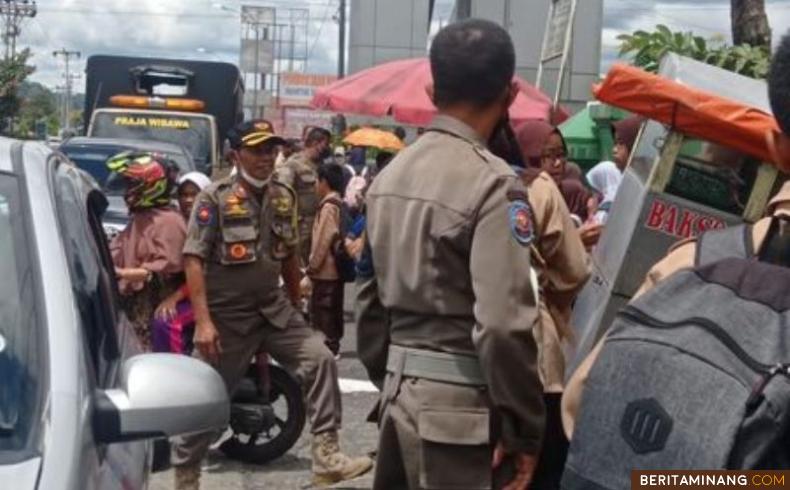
[[100, 16, 790, 490]]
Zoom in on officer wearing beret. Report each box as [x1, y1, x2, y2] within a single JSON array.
[[171, 121, 372, 490]]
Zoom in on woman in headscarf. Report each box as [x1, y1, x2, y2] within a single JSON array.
[[175, 171, 212, 222], [493, 120, 591, 488], [612, 115, 644, 172], [516, 121, 594, 220], [109, 152, 187, 351], [584, 116, 645, 225], [147, 171, 212, 354], [516, 122, 603, 251], [586, 161, 622, 225]]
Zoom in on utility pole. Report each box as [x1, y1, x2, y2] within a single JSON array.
[[53, 48, 81, 131], [1, 0, 37, 61], [62, 73, 81, 131], [337, 0, 346, 78]]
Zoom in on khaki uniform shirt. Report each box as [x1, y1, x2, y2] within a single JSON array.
[[525, 170, 591, 393], [561, 213, 784, 438], [182, 174, 300, 334], [357, 115, 545, 453], [277, 151, 321, 249], [308, 191, 342, 281]]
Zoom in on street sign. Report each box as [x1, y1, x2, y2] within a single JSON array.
[[240, 39, 275, 73], [541, 0, 574, 62], [240, 5, 275, 25]]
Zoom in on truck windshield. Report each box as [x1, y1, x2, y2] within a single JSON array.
[[90, 112, 212, 171], [0, 173, 44, 463]]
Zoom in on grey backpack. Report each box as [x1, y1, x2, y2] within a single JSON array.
[[563, 223, 790, 489]]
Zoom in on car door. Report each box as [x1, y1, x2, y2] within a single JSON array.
[[52, 159, 149, 490]]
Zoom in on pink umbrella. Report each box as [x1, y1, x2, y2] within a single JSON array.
[[310, 58, 567, 126]]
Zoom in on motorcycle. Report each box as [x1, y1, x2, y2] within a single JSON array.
[[219, 351, 307, 464]]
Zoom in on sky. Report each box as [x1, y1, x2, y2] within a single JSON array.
[[14, 0, 790, 91]]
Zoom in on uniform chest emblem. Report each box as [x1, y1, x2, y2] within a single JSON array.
[[509, 200, 535, 246], [196, 203, 214, 226], [229, 243, 249, 260], [224, 194, 251, 217]]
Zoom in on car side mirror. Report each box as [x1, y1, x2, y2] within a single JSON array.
[[93, 354, 228, 444]]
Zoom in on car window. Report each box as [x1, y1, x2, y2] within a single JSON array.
[[62, 146, 192, 196], [60, 149, 115, 186], [0, 172, 45, 463], [53, 162, 121, 387]]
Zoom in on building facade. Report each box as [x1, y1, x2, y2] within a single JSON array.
[[348, 0, 603, 112], [348, 0, 431, 74]]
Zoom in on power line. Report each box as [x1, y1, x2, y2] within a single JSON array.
[[307, 0, 335, 61]]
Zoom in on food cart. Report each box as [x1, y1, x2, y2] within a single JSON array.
[[568, 53, 785, 374]]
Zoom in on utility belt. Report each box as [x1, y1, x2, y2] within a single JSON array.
[[385, 345, 486, 397]]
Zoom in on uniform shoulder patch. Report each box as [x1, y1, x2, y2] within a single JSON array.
[[269, 180, 297, 215], [507, 185, 535, 246], [196, 201, 215, 226], [509, 201, 535, 245]]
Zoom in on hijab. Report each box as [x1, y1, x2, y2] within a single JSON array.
[[551, 128, 593, 222], [177, 171, 211, 191], [515, 120, 556, 168], [612, 116, 645, 153], [586, 161, 622, 204]]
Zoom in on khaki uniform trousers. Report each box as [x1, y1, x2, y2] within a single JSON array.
[[172, 313, 342, 466], [374, 374, 522, 490]]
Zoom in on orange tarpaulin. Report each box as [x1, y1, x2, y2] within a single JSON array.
[[593, 63, 779, 165]]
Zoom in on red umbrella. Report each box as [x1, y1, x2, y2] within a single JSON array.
[[310, 58, 566, 126]]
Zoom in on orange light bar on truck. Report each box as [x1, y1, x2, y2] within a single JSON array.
[[109, 95, 206, 112]]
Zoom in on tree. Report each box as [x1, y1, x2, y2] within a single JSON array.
[[731, 0, 771, 50], [15, 81, 59, 138], [618, 25, 770, 80], [0, 49, 35, 135]]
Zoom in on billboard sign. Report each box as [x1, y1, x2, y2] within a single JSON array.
[[281, 107, 333, 139], [541, 0, 575, 62], [240, 39, 275, 73], [279, 72, 337, 107]]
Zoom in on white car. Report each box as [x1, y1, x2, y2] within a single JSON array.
[[0, 137, 229, 490]]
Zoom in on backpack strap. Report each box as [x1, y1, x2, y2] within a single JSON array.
[[319, 196, 344, 210], [694, 224, 753, 267]]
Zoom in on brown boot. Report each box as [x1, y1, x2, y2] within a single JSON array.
[[311, 431, 374, 487], [174, 464, 201, 490]]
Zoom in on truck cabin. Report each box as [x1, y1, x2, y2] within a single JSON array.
[[568, 54, 785, 374], [84, 56, 245, 177]]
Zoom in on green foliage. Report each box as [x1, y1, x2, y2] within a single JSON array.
[[15, 81, 59, 138], [0, 49, 35, 135], [617, 24, 771, 79]]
